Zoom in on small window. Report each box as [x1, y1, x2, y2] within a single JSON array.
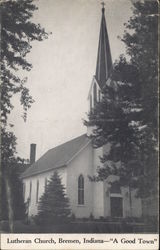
[[45, 178, 48, 191], [29, 181, 32, 203], [23, 183, 26, 200], [93, 83, 97, 105], [36, 180, 39, 203], [90, 95, 92, 112], [98, 90, 101, 101], [78, 175, 84, 205]]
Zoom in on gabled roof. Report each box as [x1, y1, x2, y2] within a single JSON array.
[[21, 134, 91, 178], [95, 6, 112, 89]]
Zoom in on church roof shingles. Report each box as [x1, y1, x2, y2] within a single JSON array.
[[21, 134, 91, 179]]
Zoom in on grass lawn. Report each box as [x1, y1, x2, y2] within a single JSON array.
[[0, 220, 157, 233]]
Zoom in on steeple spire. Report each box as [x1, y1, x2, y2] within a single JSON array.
[[95, 3, 112, 89]]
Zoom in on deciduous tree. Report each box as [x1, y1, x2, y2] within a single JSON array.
[[0, 0, 49, 231]]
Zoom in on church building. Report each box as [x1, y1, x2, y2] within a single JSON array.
[[21, 5, 142, 219]]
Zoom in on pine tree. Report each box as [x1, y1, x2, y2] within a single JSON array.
[[85, 0, 158, 198], [35, 171, 71, 225], [86, 65, 141, 188], [122, 0, 158, 199]]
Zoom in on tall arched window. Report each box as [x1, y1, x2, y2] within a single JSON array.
[[78, 175, 84, 205], [45, 177, 48, 191], [29, 181, 32, 203], [90, 95, 92, 112], [93, 83, 97, 106], [98, 89, 101, 102], [36, 180, 39, 203], [23, 183, 26, 200]]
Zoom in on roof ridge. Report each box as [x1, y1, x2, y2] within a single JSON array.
[[27, 133, 88, 168], [21, 133, 91, 178], [47, 133, 87, 152]]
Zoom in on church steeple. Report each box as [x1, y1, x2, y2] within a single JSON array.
[[95, 3, 112, 89], [87, 2, 113, 122]]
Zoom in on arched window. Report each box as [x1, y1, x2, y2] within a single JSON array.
[[78, 175, 84, 205], [45, 177, 48, 190], [23, 183, 26, 200], [90, 95, 92, 112], [36, 180, 39, 203], [98, 89, 101, 102], [29, 181, 32, 203], [93, 83, 97, 106]]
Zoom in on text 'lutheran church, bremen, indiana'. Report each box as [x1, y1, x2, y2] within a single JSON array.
[[21, 5, 142, 219]]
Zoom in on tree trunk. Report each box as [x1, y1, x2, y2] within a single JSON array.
[[5, 177, 14, 232]]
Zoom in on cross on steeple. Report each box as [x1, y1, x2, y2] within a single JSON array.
[[101, 1, 105, 13], [101, 2, 105, 8]]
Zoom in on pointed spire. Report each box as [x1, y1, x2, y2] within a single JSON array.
[[95, 3, 113, 89]]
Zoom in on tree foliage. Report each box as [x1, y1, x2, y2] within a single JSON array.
[[122, 0, 158, 135], [1, 0, 48, 123], [85, 0, 158, 198], [0, 0, 49, 225], [35, 171, 71, 225]]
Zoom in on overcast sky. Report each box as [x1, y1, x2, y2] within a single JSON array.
[[9, 0, 132, 161]]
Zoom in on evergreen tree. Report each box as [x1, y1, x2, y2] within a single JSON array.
[[35, 171, 71, 225], [121, 0, 158, 199], [0, 0, 49, 231], [86, 65, 141, 188], [85, 0, 158, 198]]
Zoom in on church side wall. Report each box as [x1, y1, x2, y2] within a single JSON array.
[[66, 143, 94, 218], [93, 147, 105, 218], [22, 167, 67, 217]]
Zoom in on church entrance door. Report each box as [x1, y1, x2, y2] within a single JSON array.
[[110, 197, 123, 217]]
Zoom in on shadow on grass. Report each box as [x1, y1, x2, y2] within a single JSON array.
[[1, 220, 158, 233]]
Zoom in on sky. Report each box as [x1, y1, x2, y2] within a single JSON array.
[[9, 0, 133, 161]]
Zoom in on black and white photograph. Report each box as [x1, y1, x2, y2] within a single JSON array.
[[0, 0, 159, 246]]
